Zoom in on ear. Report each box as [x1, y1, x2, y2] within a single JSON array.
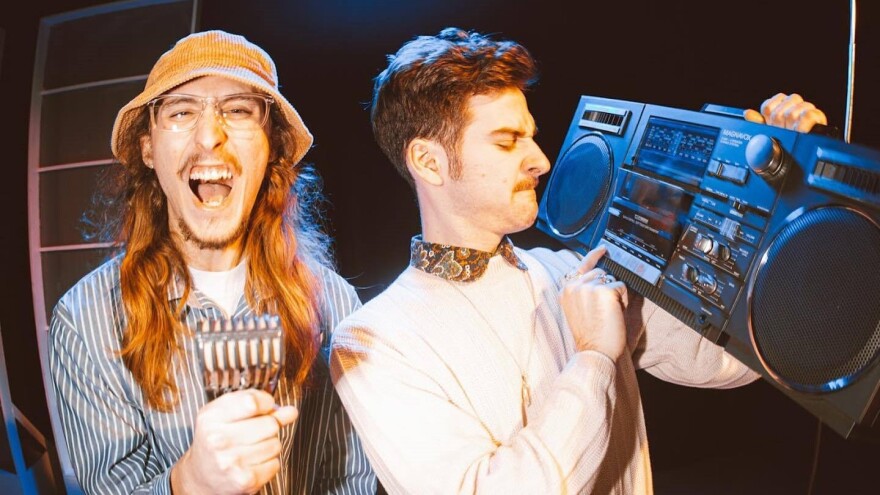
[[140, 134, 154, 169], [405, 138, 446, 186]]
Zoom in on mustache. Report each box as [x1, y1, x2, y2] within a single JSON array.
[[513, 177, 540, 192], [178, 151, 242, 177]]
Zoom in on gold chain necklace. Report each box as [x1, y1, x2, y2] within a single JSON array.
[[446, 268, 539, 427]]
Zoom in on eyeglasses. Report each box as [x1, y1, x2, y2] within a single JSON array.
[[148, 93, 274, 132]]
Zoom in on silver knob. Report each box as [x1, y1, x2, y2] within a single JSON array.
[[710, 242, 731, 261], [697, 273, 718, 295], [695, 234, 714, 254], [746, 134, 789, 181]]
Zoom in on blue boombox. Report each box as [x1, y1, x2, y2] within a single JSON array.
[[537, 96, 880, 440]]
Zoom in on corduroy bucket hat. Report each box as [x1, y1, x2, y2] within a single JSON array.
[[111, 30, 313, 165]]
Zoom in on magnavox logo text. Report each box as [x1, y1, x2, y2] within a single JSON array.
[[721, 129, 752, 141]]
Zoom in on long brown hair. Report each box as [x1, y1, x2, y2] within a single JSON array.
[[91, 105, 329, 411]]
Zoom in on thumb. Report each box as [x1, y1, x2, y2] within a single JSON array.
[[201, 389, 277, 423], [271, 405, 299, 427], [743, 108, 765, 124]]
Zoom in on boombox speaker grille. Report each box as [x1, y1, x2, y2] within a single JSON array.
[[544, 134, 613, 237], [751, 207, 880, 393]]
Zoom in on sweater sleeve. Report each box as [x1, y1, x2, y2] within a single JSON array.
[[527, 247, 758, 389], [330, 317, 618, 494], [627, 296, 760, 388]]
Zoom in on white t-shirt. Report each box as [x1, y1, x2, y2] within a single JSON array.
[[188, 259, 247, 317]]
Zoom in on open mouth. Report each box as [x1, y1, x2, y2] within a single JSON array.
[[189, 167, 233, 207]]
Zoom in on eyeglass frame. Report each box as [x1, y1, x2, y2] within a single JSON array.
[[147, 92, 276, 133]]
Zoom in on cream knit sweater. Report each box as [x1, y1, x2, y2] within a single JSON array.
[[331, 247, 757, 494]]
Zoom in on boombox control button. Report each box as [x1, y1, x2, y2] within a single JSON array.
[[711, 243, 731, 262], [719, 165, 749, 185], [746, 134, 789, 181], [682, 262, 718, 295], [693, 233, 732, 262], [695, 233, 714, 254], [697, 273, 718, 295], [720, 218, 741, 241]]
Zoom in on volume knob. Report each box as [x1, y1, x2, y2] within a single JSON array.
[[746, 134, 789, 181], [697, 273, 718, 295], [695, 234, 714, 254]]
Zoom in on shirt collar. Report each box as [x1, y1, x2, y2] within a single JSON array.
[[166, 263, 268, 315], [167, 271, 188, 302], [409, 235, 528, 282]]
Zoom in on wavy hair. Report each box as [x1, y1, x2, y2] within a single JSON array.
[[90, 104, 329, 411], [371, 27, 539, 187]]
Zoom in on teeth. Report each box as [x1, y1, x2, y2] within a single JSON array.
[[190, 168, 232, 182]]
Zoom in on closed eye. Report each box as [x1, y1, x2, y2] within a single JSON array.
[[496, 139, 517, 150], [492, 126, 537, 150]]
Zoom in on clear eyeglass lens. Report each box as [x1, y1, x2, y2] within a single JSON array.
[[151, 94, 272, 132]]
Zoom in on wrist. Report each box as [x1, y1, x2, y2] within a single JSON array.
[[171, 451, 197, 495], [576, 342, 622, 362]]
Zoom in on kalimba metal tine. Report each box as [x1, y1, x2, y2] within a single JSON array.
[[194, 313, 285, 400]]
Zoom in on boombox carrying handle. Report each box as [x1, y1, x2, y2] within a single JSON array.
[[700, 103, 747, 119], [700, 102, 843, 139]]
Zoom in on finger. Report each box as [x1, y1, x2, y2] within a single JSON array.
[[225, 413, 289, 445], [783, 100, 815, 129], [743, 109, 765, 124], [270, 405, 298, 428], [786, 101, 815, 125], [769, 93, 804, 128], [239, 457, 281, 493], [256, 414, 288, 440], [576, 268, 605, 284], [606, 280, 628, 305], [760, 93, 787, 120], [254, 457, 282, 486], [575, 245, 607, 275], [202, 389, 278, 424], [794, 107, 828, 133], [238, 435, 284, 466]]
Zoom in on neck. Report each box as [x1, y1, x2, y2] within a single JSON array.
[[178, 236, 245, 271], [418, 192, 503, 253], [420, 220, 503, 253]]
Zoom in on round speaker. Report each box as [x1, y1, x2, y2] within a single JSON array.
[[749, 207, 880, 393], [544, 134, 614, 238]]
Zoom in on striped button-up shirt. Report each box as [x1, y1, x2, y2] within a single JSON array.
[[49, 255, 376, 494]]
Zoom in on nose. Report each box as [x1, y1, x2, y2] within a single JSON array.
[[526, 141, 551, 177], [192, 101, 227, 151]]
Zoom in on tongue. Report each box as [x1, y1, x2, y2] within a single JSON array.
[[197, 183, 232, 206]]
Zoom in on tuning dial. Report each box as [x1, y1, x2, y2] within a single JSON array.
[[746, 134, 789, 181], [710, 242, 731, 261], [696, 273, 718, 294], [695, 234, 714, 255]]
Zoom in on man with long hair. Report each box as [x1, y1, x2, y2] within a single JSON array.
[[330, 28, 825, 493], [48, 30, 374, 494]]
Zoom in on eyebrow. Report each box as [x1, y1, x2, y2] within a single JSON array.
[[490, 126, 539, 138]]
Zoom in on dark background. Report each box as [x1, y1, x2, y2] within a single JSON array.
[[2, 0, 879, 493]]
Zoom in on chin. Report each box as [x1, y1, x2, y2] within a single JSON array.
[[179, 217, 248, 251], [508, 218, 536, 234]]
